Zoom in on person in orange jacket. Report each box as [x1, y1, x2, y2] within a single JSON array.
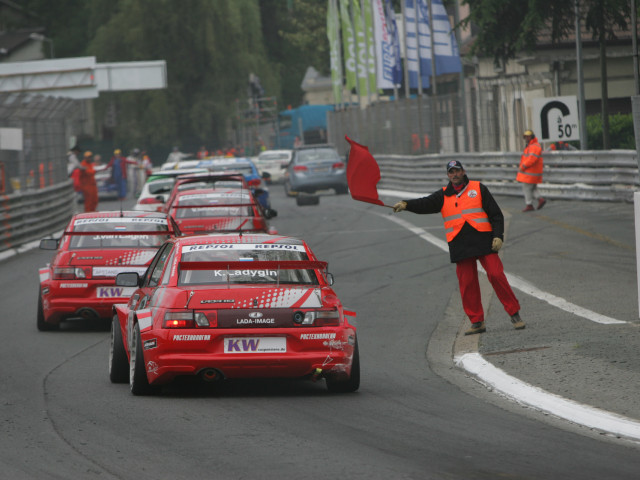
[[79, 151, 99, 212], [392, 160, 525, 335], [516, 130, 546, 212]]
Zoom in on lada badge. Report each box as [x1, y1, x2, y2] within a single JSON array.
[[248, 312, 263, 319]]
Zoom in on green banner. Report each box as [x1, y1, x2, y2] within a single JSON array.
[[339, 0, 356, 91], [327, 0, 343, 104]]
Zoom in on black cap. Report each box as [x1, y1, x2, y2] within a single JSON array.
[[447, 160, 463, 172]]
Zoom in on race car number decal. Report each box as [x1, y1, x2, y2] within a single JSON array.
[[224, 337, 286, 353]]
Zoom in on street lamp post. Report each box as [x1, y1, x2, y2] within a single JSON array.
[[29, 33, 55, 59]]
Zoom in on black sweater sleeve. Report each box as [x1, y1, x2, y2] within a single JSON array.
[[403, 189, 445, 214]]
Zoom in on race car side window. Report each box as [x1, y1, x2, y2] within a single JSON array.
[[148, 244, 174, 287]]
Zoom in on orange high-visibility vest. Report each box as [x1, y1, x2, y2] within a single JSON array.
[[441, 181, 492, 242], [516, 138, 543, 184]]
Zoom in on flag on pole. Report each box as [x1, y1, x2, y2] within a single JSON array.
[[345, 135, 386, 206], [404, 0, 431, 89], [362, 0, 377, 93], [340, 0, 357, 91], [351, 0, 369, 96], [327, 0, 343, 105], [372, 0, 402, 89], [429, 0, 462, 75]]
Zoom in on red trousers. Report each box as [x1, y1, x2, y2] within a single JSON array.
[[455, 254, 520, 324]]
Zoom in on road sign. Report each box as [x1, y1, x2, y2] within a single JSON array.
[[532, 95, 580, 142]]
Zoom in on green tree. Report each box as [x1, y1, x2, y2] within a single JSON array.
[[461, 0, 631, 149]]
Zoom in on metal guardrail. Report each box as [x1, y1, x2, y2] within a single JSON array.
[[0, 181, 74, 254], [376, 150, 640, 203]]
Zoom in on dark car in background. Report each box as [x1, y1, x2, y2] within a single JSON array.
[[284, 145, 348, 197]]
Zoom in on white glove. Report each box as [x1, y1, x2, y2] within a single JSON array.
[[491, 237, 503, 252], [393, 201, 407, 213]]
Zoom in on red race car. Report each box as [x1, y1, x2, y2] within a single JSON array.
[[110, 233, 359, 395], [38, 211, 181, 331], [169, 188, 277, 235]]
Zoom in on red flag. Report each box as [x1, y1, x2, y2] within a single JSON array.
[[345, 136, 385, 206]]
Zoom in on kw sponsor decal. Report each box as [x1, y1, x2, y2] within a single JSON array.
[[97, 286, 128, 298], [224, 337, 286, 353], [300, 333, 337, 340], [173, 335, 211, 341]]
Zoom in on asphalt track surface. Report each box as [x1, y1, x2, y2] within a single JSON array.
[[1, 186, 639, 479]]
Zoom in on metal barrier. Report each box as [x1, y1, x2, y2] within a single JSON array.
[[0, 181, 74, 253], [376, 150, 640, 202]]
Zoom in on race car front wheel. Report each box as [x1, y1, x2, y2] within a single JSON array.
[[129, 324, 158, 395], [326, 339, 360, 393], [109, 316, 129, 383]]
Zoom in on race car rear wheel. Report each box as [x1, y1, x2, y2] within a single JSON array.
[[130, 324, 157, 395], [37, 289, 58, 332], [109, 315, 129, 383], [326, 339, 360, 393]]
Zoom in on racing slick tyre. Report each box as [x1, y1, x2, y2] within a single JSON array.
[[109, 316, 129, 383], [130, 324, 158, 395], [284, 180, 297, 197], [296, 194, 320, 206], [37, 289, 58, 332], [326, 339, 360, 393]]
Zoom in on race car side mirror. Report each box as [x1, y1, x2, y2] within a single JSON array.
[[39, 238, 59, 250], [115, 272, 141, 287]]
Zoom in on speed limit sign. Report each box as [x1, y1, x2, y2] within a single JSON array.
[[532, 96, 580, 142]]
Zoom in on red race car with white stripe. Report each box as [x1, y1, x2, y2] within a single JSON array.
[[37, 211, 181, 331], [109, 233, 359, 395]]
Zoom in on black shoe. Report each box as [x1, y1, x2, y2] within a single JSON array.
[[465, 321, 486, 335]]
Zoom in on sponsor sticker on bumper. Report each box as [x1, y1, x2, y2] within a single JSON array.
[[224, 337, 286, 354], [96, 286, 136, 298]]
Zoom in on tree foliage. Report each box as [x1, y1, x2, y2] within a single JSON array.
[[13, 0, 330, 152], [461, 0, 630, 67]]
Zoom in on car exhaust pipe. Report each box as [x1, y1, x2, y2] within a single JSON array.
[[200, 368, 223, 383], [76, 307, 100, 321]]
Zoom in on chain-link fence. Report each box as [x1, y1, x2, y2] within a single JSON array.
[[0, 93, 80, 195]]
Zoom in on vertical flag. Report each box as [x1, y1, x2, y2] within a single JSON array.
[[429, 0, 462, 75], [351, 0, 369, 96], [362, 0, 377, 94], [404, 0, 431, 89], [340, 0, 357, 91], [327, 0, 343, 105], [372, 0, 402, 90]]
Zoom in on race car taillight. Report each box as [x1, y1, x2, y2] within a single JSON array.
[[293, 309, 340, 326], [53, 266, 92, 280], [139, 198, 162, 204], [248, 178, 261, 187], [162, 311, 217, 328]]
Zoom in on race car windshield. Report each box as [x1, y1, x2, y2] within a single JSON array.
[[178, 246, 318, 285], [68, 218, 170, 249]]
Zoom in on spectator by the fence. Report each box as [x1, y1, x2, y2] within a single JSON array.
[[391, 160, 525, 335], [545, 140, 576, 152], [67, 145, 81, 176], [107, 149, 128, 200], [79, 151, 98, 212], [517, 130, 546, 212]]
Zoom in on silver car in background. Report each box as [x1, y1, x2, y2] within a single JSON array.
[[284, 145, 348, 196]]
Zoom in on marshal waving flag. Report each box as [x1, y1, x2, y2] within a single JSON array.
[[345, 135, 387, 207]]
